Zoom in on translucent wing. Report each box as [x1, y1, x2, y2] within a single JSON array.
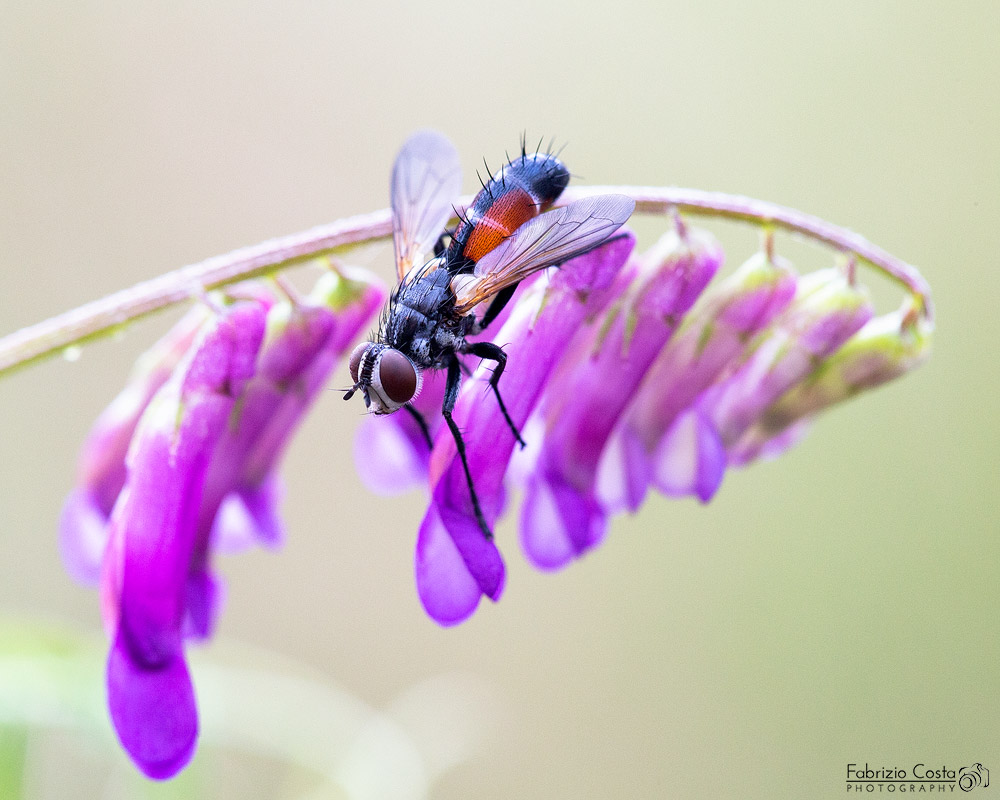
[[452, 194, 635, 314], [391, 130, 463, 281]]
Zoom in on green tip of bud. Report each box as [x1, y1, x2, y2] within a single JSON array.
[[756, 297, 932, 432], [310, 265, 381, 311], [794, 266, 872, 311]]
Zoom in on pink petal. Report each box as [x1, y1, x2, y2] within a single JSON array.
[[183, 569, 225, 641], [520, 471, 607, 570], [106, 632, 198, 780], [59, 489, 108, 584], [210, 477, 286, 553], [354, 415, 430, 495], [415, 504, 487, 626], [595, 424, 652, 514], [653, 409, 727, 502]]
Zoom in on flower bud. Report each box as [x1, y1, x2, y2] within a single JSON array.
[[729, 299, 932, 464], [201, 269, 384, 641], [701, 267, 875, 442], [598, 249, 797, 512], [520, 226, 722, 569], [652, 266, 874, 501]]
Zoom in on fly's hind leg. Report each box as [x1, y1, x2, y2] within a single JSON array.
[[462, 340, 526, 449], [442, 356, 493, 540]]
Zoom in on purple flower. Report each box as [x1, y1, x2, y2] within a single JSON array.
[[59, 280, 282, 583], [64, 270, 385, 779], [60, 306, 212, 583], [102, 300, 266, 780], [728, 298, 932, 464], [641, 266, 874, 502], [598, 249, 798, 512], [417, 233, 637, 624], [58, 212, 931, 780], [349, 222, 928, 628], [519, 226, 722, 569]]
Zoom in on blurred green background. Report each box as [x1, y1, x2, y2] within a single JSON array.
[[1, 2, 996, 798]]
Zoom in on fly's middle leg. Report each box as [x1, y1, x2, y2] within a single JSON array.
[[462, 340, 526, 449], [442, 356, 493, 540]]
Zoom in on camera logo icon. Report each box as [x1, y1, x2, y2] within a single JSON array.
[[958, 764, 989, 792]]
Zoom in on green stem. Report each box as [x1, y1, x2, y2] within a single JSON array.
[[0, 188, 932, 378]]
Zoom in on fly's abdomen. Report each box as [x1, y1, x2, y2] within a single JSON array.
[[446, 150, 570, 270]]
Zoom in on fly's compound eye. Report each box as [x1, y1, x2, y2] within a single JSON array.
[[376, 349, 419, 406]]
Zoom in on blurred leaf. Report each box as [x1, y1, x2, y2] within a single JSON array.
[[0, 726, 27, 800]]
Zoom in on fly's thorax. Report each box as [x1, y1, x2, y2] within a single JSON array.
[[347, 341, 422, 414], [382, 265, 473, 370], [391, 264, 453, 317], [385, 267, 454, 346]]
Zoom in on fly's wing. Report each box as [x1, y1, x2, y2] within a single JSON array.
[[391, 130, 463, 281], [452, 194, 635, 314]]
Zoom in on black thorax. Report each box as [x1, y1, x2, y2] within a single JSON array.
[[379, 263, 474, 370]]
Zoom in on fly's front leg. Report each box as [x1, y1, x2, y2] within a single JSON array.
[[403, 403, 433, 450], [442, 356, 493, 540], [462, 341, 526, 449]]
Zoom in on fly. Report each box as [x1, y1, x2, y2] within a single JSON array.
[[344, 131, 635, 538]]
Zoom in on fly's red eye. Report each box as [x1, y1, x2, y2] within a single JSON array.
[[349, 342, 369, 383], [378, 349, 417, 404]]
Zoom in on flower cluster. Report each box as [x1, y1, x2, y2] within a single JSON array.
[[61, 214, 931, 780], [354, 223, 931, 625], [60, 269, 384, 779]]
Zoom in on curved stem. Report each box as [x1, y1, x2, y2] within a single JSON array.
[[569, 186, 933, 317], [0, 188, 932, 378]]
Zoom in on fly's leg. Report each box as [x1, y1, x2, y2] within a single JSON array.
[[442, 356, 493, 540], [477, 284, 517, 331], [403, 403, 433, 450], [433, 229, 454, 258], [470, 285, 526, 447], [473, 233, 630, 334], [462, 341, 526, 449]]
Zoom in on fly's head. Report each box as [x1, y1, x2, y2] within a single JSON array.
[[343, 341, 421, 414]]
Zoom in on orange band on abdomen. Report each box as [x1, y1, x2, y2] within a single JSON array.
[[462, 188, 537, 263]]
